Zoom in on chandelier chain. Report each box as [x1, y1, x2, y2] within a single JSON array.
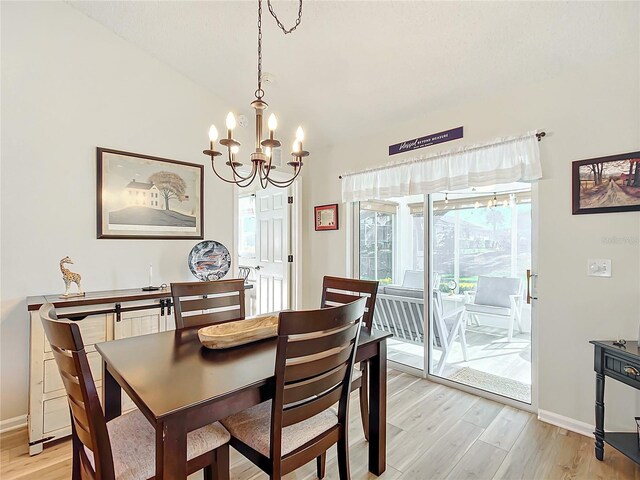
[[255, 0, 264, 99], [267, 0, 303, 35]]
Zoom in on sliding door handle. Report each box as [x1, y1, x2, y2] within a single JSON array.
[[526, 269, 538, 304]]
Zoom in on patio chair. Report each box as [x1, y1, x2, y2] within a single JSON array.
[[463, 276, 524, 342], [432, 290, 468, 375]]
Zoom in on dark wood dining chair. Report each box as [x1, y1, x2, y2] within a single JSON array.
[[320, 276, 379, 441], [38, 303, 231, 480], [221, 297, 367, 480], [171, 279, 245, 330]]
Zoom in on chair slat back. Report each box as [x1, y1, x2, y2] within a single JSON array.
[[270, 298, 366, 461], [171, 279, 246, 330], [320, 276, 379, 330], [39, 304, 115, 480]]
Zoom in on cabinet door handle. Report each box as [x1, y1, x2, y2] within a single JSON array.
[[623, 366, 639, 376], [115, 303, 122, 322], [159, 299, 165, 316]]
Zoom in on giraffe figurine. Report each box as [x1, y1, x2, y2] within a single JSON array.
[[60, 256, 84, 297]]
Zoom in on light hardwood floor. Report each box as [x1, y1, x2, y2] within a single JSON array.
[[2, 368, 638, 480]]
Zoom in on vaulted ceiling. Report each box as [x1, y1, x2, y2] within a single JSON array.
[[70, 1, 639, 148]]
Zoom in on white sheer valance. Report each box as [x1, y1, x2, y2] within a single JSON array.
[[341, 131, 542, 203]]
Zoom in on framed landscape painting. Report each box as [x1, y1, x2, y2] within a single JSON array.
[[572, 151, 640, 215], [97, 148, 204, 239]]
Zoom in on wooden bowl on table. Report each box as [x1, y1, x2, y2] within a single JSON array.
[[198, 314, 279, 349]]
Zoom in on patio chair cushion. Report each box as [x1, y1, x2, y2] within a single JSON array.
[[84, 409, 230, 480], [402, 270, 424, 290], [474, 276, 520, 308], [221, 400, 338, 457], [383, 286, 424, 299], [465, 303, 511, 317]]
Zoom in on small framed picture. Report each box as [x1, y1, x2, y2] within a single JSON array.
[[315, 204, 339, 231], [572, 151, 640, 215], [97, 148, 204, 239]]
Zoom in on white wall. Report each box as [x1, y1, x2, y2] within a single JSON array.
[[301, 56, 640, 430], [0, 2, 243, 422]]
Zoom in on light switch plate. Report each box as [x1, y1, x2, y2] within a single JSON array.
[[587, 259, 611, 277]]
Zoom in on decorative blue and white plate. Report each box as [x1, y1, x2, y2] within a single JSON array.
[[188, 240, 231, 281]]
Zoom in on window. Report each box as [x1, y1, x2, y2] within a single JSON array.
[[238, 195, 256, 259], [358, 195, 425, 370], [359, 201, 395, 285]]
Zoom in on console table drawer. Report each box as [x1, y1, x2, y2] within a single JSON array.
[[603, 351, 640, 386]]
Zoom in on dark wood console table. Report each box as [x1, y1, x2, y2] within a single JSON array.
[[591, 340, 640, 465]]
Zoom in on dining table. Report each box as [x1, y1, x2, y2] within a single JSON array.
[[96, 324, 392, 479]]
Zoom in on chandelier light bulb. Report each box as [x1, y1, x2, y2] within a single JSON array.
[[293, 140, 300, 153], [230, 145, 240, 154], [208, 124, 218, 143], [296, 126, 305, 142], [268, 114, 278, 131], [226, 112, 237, 130]]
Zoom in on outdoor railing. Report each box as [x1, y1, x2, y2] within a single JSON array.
[[372, 293, 425, 345]]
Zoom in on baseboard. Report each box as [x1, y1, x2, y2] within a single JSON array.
[[538, 409, 594, 438], [0, 414, 27, 434]]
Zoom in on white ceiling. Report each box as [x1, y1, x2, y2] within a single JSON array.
[[69, 1, 638, 149]]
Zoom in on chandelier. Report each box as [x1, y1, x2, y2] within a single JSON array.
[[203, 0, 308, 189]]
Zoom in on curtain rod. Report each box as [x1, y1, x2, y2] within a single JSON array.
[[338, 131, 546, 180]]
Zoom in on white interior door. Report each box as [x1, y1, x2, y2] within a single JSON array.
[[255, 186, 289, 314]]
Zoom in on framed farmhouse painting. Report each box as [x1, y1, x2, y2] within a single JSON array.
[[572, 151, 640, 215], [97, 148, 204, 239], [315, 203, 339, 231]]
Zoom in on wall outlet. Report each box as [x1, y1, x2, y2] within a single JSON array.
[[587, 259, 611, 277]]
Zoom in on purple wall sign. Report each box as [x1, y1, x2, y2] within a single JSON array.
[[389, 126, 463, 156]]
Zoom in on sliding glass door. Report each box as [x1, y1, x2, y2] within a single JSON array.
[[353, 182, 535, 404], [428, 183, 533, 404]]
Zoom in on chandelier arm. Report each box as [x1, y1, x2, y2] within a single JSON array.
[[258, 157, 273, 179], [266, 175, 295, 188], [210, 158, 246, 185], [210, 155, 255, 185], [265, 164, 302, 186], [259, 170, 269, 190], [232, 163, 259, 188], [237, 168, 259, 189], [226, 151, 255, 182]]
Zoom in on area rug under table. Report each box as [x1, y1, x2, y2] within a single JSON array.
[[447, 367, 531, 403]]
